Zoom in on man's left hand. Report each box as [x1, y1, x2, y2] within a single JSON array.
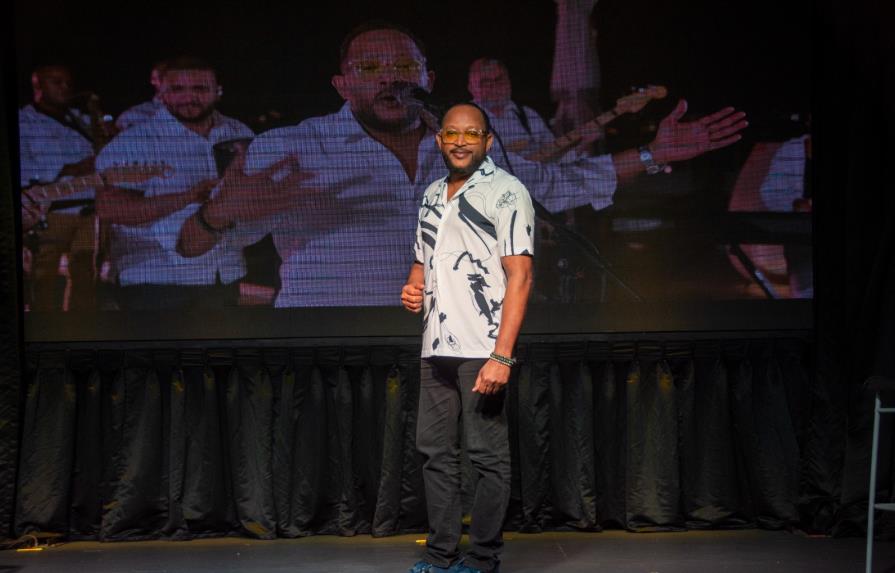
[[651, 99, 748, 165], [472, 359, 511, 395]]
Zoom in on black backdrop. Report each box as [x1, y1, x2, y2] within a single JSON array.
[[2, 0, 895, 544]]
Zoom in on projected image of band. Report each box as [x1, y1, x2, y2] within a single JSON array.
[[15, 0, 811, 339]]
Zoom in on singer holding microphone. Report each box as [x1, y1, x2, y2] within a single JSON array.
[[178, 21, 444, 308], [178, 20, 748, 310]]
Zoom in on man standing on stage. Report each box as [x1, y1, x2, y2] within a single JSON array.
[[179, 22, 447, 307], [401, 102, 534, 573]]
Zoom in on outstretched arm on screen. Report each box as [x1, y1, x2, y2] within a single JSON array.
[[611, 99, 747, 184]]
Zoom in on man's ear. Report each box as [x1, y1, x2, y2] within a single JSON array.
[[485, 133, 494, 152], [331, 75, 348, 100], [157, 83, 169, 104], [425, 70, 436, 92], [30, 73, 41, 99]]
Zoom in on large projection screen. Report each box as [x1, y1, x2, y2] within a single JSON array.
[[14, 0, 812, 341]]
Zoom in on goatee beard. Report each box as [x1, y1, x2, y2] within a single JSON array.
[[172, 106, 215, 125], [443, 154, 485, 178], [354, 107, 417, 133]]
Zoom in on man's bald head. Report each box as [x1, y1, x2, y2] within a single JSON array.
[[467, 58, 512, 109], [30, 64, 74, 108], [436, 103, 494, 179], [441, 102, 492, 134], [332, 24, 435, 132]]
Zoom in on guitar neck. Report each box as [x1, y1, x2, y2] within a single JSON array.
[[526, 108, 620, 163], [557, 109, 619, 146], [24, 174, 102, 203]]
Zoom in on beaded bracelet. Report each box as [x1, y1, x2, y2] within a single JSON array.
[[489, 352, 516, 367]]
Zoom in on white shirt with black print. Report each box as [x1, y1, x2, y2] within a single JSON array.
[[415, 156, 535, 359]]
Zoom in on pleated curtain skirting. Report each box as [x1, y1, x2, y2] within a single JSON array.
[[15, 339, 817, 541]]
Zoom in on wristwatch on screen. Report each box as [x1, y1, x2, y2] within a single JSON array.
[[638, 145, 667, 175]]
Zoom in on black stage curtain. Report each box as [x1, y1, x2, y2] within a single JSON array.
[[0, 5, 24, 541], [812, 0, 895, 538], [15, 339, 815, 540]]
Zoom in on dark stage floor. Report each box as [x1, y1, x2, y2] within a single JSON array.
[[1, 530, 893, 572]]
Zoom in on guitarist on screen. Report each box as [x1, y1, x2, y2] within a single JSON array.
[[468, 58, 559, 154], [19, 64, 102, 311]]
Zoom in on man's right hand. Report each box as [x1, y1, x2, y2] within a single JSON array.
[[21, 201, 44, 231], [401, 281, 424, 313], [205, 152, 313, 227], [189, 178, 220, 204]]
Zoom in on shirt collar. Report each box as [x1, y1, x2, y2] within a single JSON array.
[[439, 155, 497, 201], [336, 102, 369, 144], [25, 103, 81, 122], [469, 155, 497, 183], [474, 99, 519, 119]]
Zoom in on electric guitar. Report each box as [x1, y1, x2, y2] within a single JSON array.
[[22, 163, 172, 231], [511, 85, 668, 162]]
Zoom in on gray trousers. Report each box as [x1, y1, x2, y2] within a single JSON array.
[[417, 357, 511, 572]]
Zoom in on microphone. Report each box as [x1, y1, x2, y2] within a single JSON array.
[[212, 137, 254, 177], [393, 82, 443, 131], [394, 82, 442, 116]]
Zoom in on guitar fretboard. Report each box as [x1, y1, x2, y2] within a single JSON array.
[[23, 174, 102, 203], [525, 109, 620, 163]]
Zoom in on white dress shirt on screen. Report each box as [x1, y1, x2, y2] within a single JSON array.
[[96, 107, 253, 286], [242, 102, 617, 307]]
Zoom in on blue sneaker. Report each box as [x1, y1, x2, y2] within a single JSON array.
[[449, 565, 481, 573], [449, 561, 499, 573], [407, 560, 452, 573]]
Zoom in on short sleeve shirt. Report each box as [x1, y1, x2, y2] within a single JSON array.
[[96, 107, 254, 286], [759, 135, 808, 212], [476, 100, 556, 153], [415, 156, 535, 359], [18, 104, 96, 214]]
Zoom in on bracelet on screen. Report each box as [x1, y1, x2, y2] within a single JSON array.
[[196, 201, 232, 234]]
